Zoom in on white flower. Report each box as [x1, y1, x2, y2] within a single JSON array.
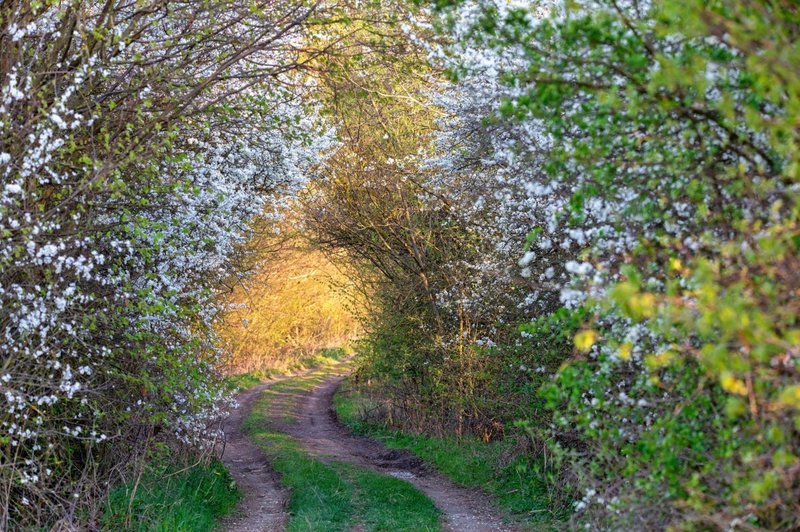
[[518, 251, 536, 267]]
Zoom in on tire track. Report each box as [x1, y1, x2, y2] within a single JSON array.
[[221, 380, 289, 532], [272, 370, 518, 532]]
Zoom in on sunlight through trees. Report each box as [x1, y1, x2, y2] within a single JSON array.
[[2, 0, 799, 529]]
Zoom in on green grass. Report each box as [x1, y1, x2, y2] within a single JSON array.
[[225, 347, 349, 391], [99, 351, 352, 531], [334, 380, 565, 529], [226, 370, 270, 390], [100, 459, 240, 531], [259, 432, 354, 531], [243, 362, 440, 531], [345, 465, 439, 531]]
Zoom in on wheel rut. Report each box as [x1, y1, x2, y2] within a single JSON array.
[[273, 371, 518, 532], [220, 380, 289, 532], [222, 366, 518, 532]]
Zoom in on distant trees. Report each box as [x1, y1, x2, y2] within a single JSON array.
[[216, 226, 362, 373]]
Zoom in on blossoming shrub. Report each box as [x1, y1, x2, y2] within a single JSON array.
[[432, 0, 800, 528], [0, 1, 325, 526]]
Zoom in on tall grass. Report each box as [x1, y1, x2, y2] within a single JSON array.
[[100, 459, 239, 531]]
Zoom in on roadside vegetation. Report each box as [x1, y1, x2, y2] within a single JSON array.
[[303, 1, 800, 530], [100, 459, 239, 532], [0, 1, 349, 526]]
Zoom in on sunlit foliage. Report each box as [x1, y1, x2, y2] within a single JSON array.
[[217, 228, 362, 373]]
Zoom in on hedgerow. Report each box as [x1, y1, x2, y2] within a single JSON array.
[[426, 0, 800, 528], [0, 1, 328, 526]]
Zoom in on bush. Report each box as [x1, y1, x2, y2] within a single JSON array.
[[428, 0, 800, 528], [0, 1, 327, 526]]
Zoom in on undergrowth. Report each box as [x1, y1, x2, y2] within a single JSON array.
[[99, 459, 239, 531]]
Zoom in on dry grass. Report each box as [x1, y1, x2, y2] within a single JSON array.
[[217, 234, 362, 374]]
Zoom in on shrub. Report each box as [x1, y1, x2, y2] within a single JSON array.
[[0, 1, 327, 526], [429, 0, 800, 528]]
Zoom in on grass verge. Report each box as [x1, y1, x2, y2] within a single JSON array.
[[334, 379, 566, 529], [100, 458, 240, 531], [243, 362, 440, 531]]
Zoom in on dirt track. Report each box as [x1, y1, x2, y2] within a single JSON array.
[[222, 369, 517, 531], [220, 380, 289, 532]]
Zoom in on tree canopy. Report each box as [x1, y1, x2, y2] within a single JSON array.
[[2, 0, 799, 529]]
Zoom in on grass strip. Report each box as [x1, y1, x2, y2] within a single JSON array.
[[225, 348, 348, 391], [244, 363, 440, 531], [344, 465, 439, 531]]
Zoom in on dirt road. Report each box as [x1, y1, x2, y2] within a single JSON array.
[[221, 380, 289, 532], [222, 367, 517, 531]]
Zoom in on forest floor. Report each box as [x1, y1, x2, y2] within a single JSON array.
[[221, 361, 517, 531]]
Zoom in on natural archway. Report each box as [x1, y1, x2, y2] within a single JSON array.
[[3, 1, 799, 530]]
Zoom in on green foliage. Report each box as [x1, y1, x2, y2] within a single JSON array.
[[428, 0, 800, 528], [100, 459, 239, 531], [442, 0, 800, 528], [354, 304, 575, 438]]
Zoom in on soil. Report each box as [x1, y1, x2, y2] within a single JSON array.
[[221, 368, 519, 532], [220, 381, 289, 532]]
